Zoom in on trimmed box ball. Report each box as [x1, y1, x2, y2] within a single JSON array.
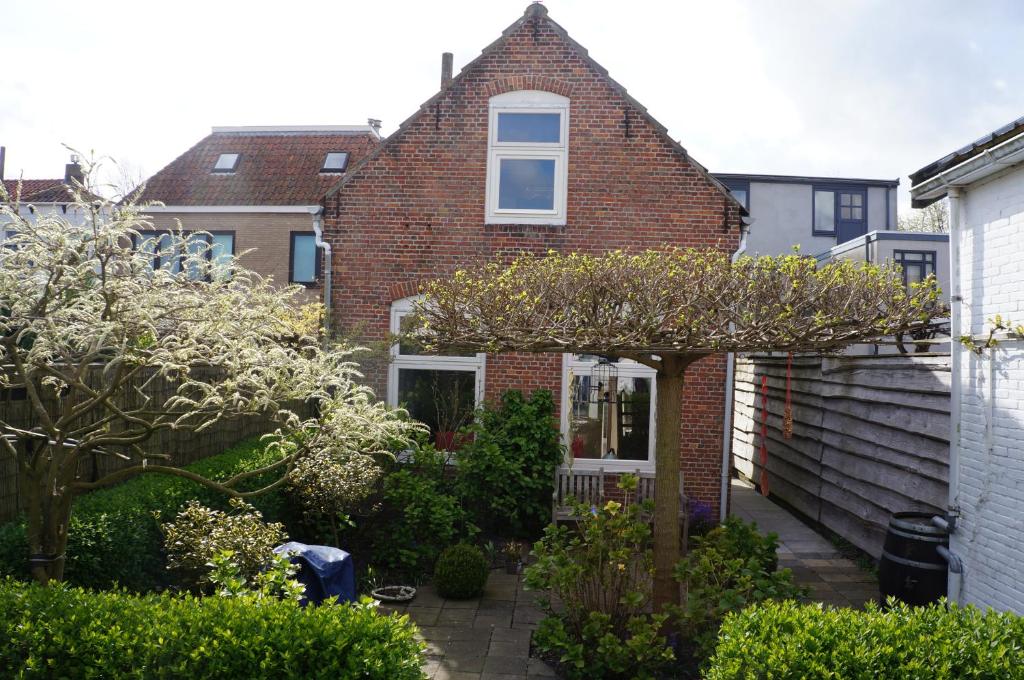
[[434, 544, 489, 599]]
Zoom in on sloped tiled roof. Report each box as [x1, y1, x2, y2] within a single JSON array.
[[136, 127, 380, 206], [2, 179, 71, 203]]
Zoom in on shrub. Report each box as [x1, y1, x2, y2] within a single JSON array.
[[434, 544, 489, 599], [0, 578, 425, 679], [287, 447, 382, 545], [525, 475, 674, 680], [0, 438, 289, 591], [456, 389, 563, 538], [368, 466, 469, 578], [671, 518, 804, 664], [706, 599, 1024, 680], [160, 498, 288, 590], [207, 550, 305, 602]]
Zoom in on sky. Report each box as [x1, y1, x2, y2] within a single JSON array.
[[2, 0, 1022, 213]]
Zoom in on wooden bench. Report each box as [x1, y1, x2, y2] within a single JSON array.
[[552, 467, 687, 523]]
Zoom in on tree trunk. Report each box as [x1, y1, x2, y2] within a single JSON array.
[[22, 455, 74, 585], [652, 358, 686, 612]]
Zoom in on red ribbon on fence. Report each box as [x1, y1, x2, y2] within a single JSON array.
[[759, 374, 770, 497]]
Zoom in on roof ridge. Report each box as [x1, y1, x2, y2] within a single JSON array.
[[323, 2, 744, 214]]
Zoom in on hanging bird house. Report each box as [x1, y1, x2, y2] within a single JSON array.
[[589, 356, 617, 404]]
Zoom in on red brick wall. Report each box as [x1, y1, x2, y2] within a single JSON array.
[[322, 10, 741, 517]]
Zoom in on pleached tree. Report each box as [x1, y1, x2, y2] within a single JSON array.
[[411, 249, 943, 611], [0, 162, 419, 585]]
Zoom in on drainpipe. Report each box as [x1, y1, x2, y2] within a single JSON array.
[[720, 218, 752, 521], [309, 206, 331, 338], [944, 186, 963, 602]]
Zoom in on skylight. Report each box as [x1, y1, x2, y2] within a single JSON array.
[[212, 153, 240, 173], [320, 152, 350, 173]]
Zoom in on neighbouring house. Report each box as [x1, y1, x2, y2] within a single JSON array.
[[910, 114, 1024, 613], [712, 172, 899, 256], [0, 149, 98, 234], [320, 3, 746, 518], [135, 125, 380, 302]]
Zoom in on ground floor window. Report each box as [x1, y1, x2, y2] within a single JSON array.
[[561, 354, 656, 470], [387, 297, 485, 447]]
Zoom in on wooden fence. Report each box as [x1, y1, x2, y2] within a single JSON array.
[[732, 353, 950, 558], [0, 367, 294, 523]]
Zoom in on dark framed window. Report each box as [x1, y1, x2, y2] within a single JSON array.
[[320, 152, 350, 173], [893, 250, 936, 286], [289, 232, 321, 285], [721, 179, 749, 210], [814, 185, 868, 242], [813, 188, 837, 235], [212, 153, 240, 173], [135, 230, 235, 281]]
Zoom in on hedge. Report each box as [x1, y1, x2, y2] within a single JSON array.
[[0, 579, 425, 679], [0, 438, 290, 591], [705, 599, 1024, 680]]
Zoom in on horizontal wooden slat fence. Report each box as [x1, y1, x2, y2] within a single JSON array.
[[0, 366, 299, 522], [732, 353, 950, 558]]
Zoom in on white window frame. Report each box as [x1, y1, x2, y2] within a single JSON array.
[[387, 296, 486, 415], [485, 90, 569, 226], [559, 354, 657, 472]]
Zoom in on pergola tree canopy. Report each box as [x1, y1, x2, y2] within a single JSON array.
[[413, 248, 943, 610]]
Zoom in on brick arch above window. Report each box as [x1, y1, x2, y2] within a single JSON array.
[[483, 75, 573, 98], [386, 279, 428, 303]]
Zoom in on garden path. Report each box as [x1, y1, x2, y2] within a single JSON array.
[[730, 478, 879, 608], [379, 571, 557, 680]]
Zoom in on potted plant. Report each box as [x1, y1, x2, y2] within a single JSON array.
[[502, 541, 524, 574]]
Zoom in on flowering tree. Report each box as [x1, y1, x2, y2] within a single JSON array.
[[414, 249, 943, 610], [0, 166, 418, 584]]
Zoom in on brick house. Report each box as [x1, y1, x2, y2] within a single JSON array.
[[321, 4, 745, 517], [136, 125, 379, 301]]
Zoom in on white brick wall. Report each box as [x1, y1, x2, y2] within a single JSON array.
[[956, 162, 1024, 613]]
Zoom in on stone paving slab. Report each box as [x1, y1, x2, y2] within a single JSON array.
[[381, 571, 557, 679], [731, 479, 879, 609]]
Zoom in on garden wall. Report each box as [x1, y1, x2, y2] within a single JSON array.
[[732, 353, 951, 558], [0, 366, 294, 522]]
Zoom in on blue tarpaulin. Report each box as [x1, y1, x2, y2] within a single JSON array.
[[273, 542, 356, 605]]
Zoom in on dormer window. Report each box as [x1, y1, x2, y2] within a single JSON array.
[[486, 90, 569, 226], [321, 152, 350, 173], [212, 153, 240, 174]]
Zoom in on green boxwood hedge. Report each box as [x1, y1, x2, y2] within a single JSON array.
[[706, 599, 1024, 680], [0, 438, 290, 591], [0, 579, 425, 679]]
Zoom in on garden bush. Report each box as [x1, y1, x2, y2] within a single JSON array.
[[671, 516, 803, 664], [434, 544, 489, 599], [0, 578, 425, 679], [160, 498, 288, 590], [525, 475, 674, 680], [0, 438, 290, 591], [456, 389, 563, 538], [706, 599, 1024, 680]]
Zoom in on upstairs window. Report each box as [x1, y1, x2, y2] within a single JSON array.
[[486, 90, 569, 226], [212, 153, 240, 173], [814, 186, 867, 242], [289, 232, 320, 285], [136, 231, 234, 281], [894, 250, 936, 287], [321, 152, 350, 173], [721, 179, 749, 210]]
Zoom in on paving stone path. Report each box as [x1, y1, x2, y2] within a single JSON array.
[[731, 478, 879, 608], [379, 571, 557, 680]]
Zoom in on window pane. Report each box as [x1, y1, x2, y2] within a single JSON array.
[[852, 207, 862, 220], [497, 113, 561, 143], [840, 207, 852, 220], [851, 193, 863, 206], [211, 233, 233, 265], [291, 234, 317, 283], [322, 152, 349, 171], [397, 369, 476, 440], [568, 374, 652, 462], [214, 153, 239, 171], [397, 313, 474, 358], [498, 158, 555, 210], [814, 191, 835, 230], [733, 189, 748, 208], [184, 234, 207, 281], [840, 193, 851, 207]]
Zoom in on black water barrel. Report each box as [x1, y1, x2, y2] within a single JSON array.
[[878, 512, 949, 606]]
